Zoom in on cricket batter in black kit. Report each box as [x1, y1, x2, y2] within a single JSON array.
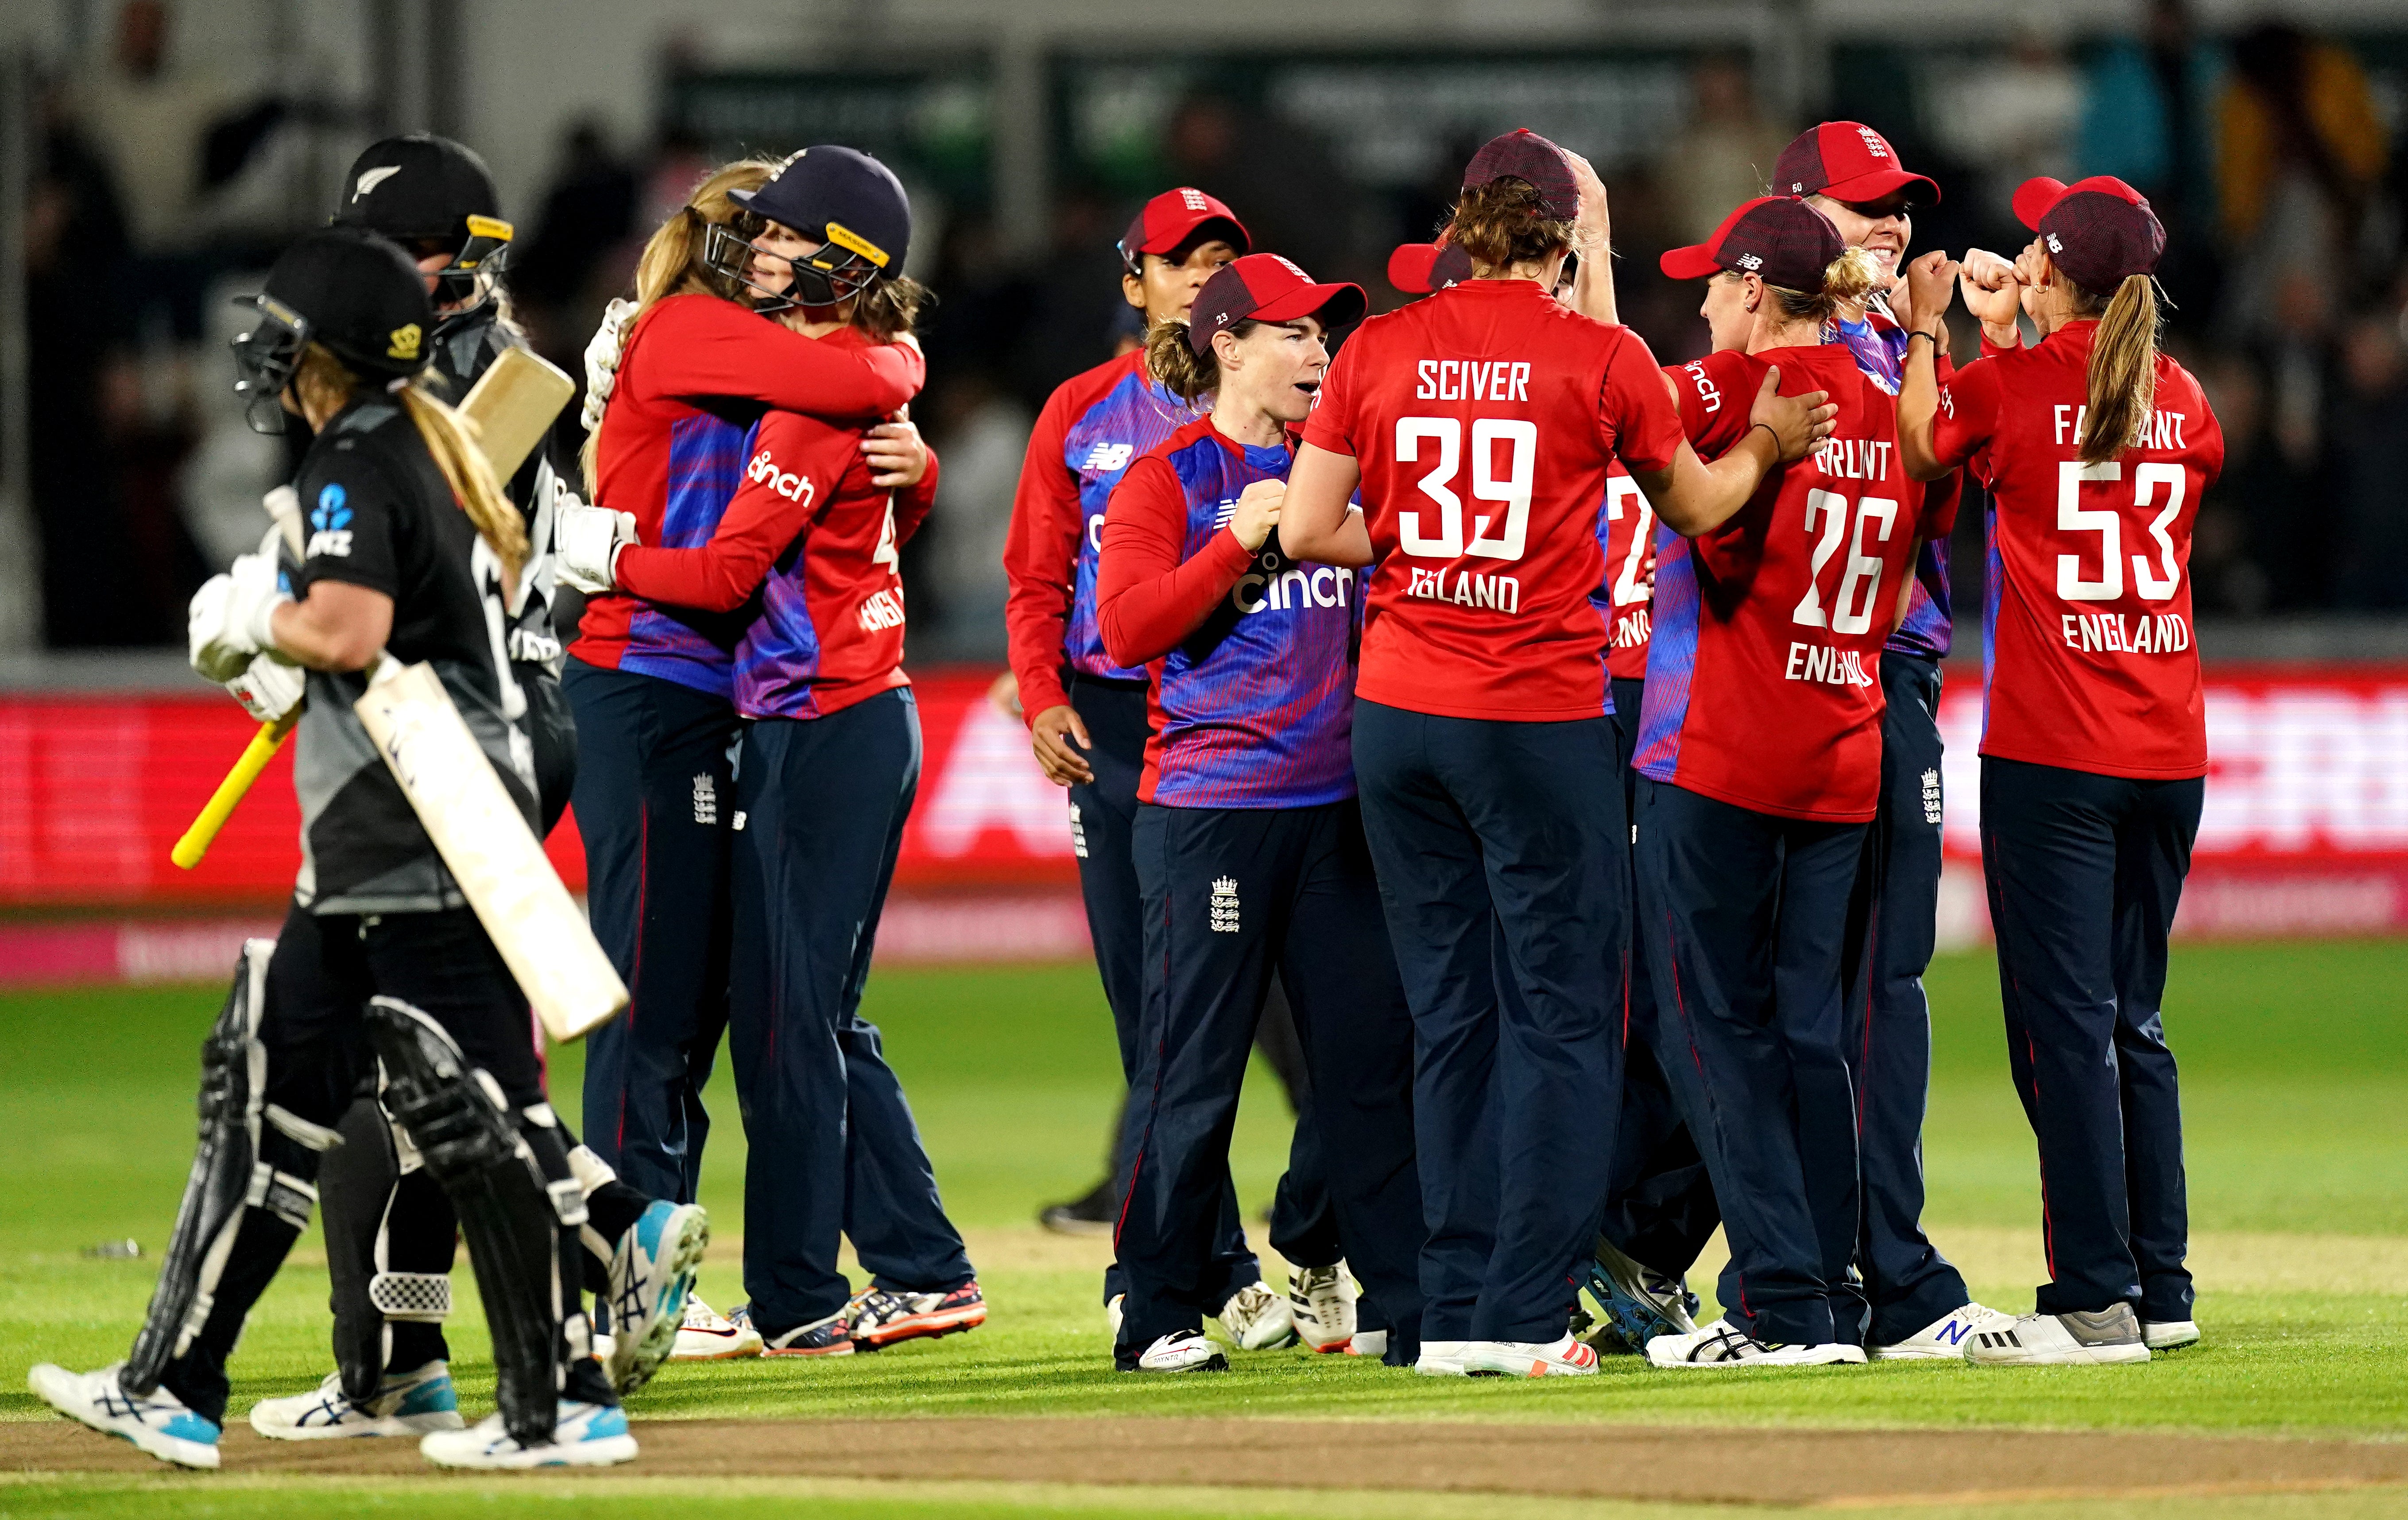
[[234, 138, 707, 1438], [29, 227, 634, 1469]]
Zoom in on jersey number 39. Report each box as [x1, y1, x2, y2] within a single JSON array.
[[1395, 417, 1536, 562]]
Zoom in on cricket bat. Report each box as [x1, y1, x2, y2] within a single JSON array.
[[354, 660, 625, 1042], [172, 349, 577, 870]]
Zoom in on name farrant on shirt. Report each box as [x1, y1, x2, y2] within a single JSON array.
[[2062, 611, 2191, 655], [1405, 567, 1520, 614]]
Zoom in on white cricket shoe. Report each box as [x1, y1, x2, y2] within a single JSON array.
[[1106, 1293, 1125, 1338], [1463, 1333, 1601, 1377], [1413, 1339, 1471, 1376], [1218, 1280, 1296, 1350], [29, 1363, 221, 1469], [248, 1361, 465, 1439], [1289, 1262, 1358, 1353], [607, 1201, 710, 1392], [1347, 1329, 1389, 1359], [2144, 1319, 2200, 1351], [419, 1400, 638, 1469], [669, 1295, 762, 1360], [1870, 1302, 2014, 1361], [1120, 1329, 1229, 1373], [1647, 1319, 1867, 1369], [1967, 1305, 2149, 1366]]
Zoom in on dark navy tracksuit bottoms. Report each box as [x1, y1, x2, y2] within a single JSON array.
[[1636, 776, 1867, 1347], [1114, 799, 1422, 1366], [728, 688, 972, 1333], [1842, 654, 1974, 1342], [1602, 677, 1720, 1278], [566, 657, 736, 1206], [1069, 676, 1335, 1307], [1980, 755, 2197, 1323], [1353, 700, 1625, 1345]]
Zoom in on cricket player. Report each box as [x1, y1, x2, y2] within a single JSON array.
[[29, 228, 631, 1469], [1897, 177, 2221, 1366], [1281, 130, 1830, 1377]]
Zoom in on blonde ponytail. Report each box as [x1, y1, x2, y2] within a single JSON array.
[[291, 342, 527, 588], [581, 157, 782, 492], [2077, 274, 2162, 465], [1766, 245, 1883, 326], [1146, 317, 1242, 403]]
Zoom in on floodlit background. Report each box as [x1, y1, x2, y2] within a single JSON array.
[[1, 0, 2406, 963]]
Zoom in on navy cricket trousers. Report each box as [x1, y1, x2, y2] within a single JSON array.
[[1841, 654, 1973, 1342], [1636, 777, 1867, 1346], [1115, 800, 1423, 1365], [565, 658, 736, 1205], [1601, 677, 1720, 1278], [728, 688, 973, 1333], [1980, 755, 2197, 1322], [1071, 677, 1334, 1305], [1353, 700, 1625, 1345]]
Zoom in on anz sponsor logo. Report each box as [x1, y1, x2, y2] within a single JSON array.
[[1233, 547, 1354, 616], [747, 448, 815, 504], [306, 483, 353, 558]]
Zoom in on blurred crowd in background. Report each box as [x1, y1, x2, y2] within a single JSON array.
[[22, 0, 2408, 658]]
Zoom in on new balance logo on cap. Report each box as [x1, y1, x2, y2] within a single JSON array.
[[1736, 253, 1762, 270], [352, 165, 403, 201]]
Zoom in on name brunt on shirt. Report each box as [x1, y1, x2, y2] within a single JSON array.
[[1300, 278, 1686, 722], [1928, 320, 2224, 780], [1637, 343, 1954, 824]]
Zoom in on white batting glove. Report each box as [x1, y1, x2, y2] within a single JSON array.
[[554, 499, 636, 594], [189, 552, 291, 683], [225, 653, 305, 723], [579, 298, 639, 432]]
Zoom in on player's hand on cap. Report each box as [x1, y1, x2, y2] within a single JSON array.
[[554, 499, 636, 594], [1230, 479, 1285, 552], [863, 408, 929, 489], [1029, 704, 1095, 787], [1749, 367, 1839, 462], [1566, 149, 1611, 253], [579, 298, 639, 432], [225, 653, 305, 723], [189, 552, 292, 683]]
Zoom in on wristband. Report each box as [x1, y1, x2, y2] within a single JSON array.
[[1749, 422, 1780, 454], [1907, 330, 1939, 348]]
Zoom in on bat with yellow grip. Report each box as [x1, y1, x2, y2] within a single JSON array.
[[169, 348, 577, 870], [171, 708, 301, 869]]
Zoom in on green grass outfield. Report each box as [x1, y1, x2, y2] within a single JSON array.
[[2, 942, 2404, 1517]]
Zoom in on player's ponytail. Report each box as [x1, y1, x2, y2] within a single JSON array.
[[1763, 246, 1882, 327], [291, 341, 528, 587], [1146, 317, 1251, 403], [1446, 177, 1574, 278], [2076, 274, 2162, 465]]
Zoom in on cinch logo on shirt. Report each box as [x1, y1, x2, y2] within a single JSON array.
[[306, 483, 353, 558], [1684, 361, 1723, 415], [746, 448, 816, 504], [1082, 442, 1135, 473], [1784, 640, 1877, 686], [1234, 553, 1355, 615]]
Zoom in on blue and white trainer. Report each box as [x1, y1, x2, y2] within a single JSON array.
[[1580, 1237, 1699, 1354], [248, 1361, 465, 1439], [418, 1400, 639, 1469], [606, 1201, 710, 1392], [28, 1362, 221, 1469], [1870, 1302, 2013, 1361]]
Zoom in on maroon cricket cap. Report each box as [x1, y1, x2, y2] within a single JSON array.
[[1461, 128, 1580, 221], [1187, 253, 1368, 354], [2012, 175, 2165, 294], [1772, 121, 1940, 205], [1118, 187, 1250, 273], [1386, 240, 1475, 294], [1660, 195, 1845, 290]]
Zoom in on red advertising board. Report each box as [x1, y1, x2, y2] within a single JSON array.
[[2, 665, 2405, 954]]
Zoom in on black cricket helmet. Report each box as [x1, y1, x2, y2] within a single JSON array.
[[230, 226, 434, 433], [704, 146, 911, 311], [333, 134, 513, 308]]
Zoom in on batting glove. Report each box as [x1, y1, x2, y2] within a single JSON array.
[[189, 552, 291, 683], [225, 653, 305, 723], [554, 499, 636, 594], [579, 298, 639, 433]]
